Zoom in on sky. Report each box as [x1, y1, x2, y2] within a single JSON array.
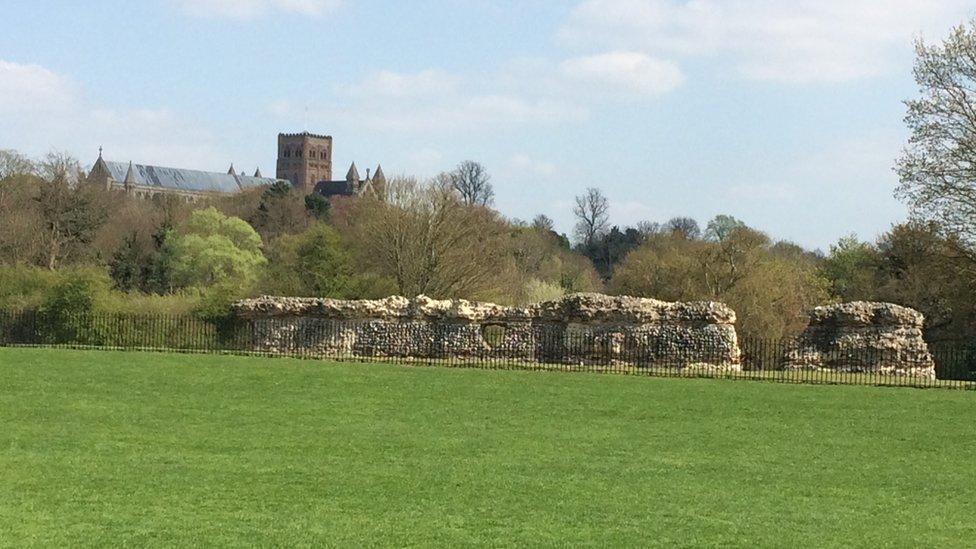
[[2, 0, 975, 250]]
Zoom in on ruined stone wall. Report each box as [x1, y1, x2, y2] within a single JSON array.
[[232, 293, 742, 370], [782, 301, 935, 378]]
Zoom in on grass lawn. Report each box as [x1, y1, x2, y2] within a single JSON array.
[[1, 349, 974, 547]]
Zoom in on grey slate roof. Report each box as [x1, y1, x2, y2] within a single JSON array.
[[103, 161, 282, 194], [314, 180, 357, 197]]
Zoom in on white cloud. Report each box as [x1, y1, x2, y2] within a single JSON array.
[[559, 51, 684, 95], [175, 0, 341, 19], [347, 69, 459, 98], [510, 153, 557, 176], [0, 59, 224, 170], [559, 0, 974, 83], [408, 148, 444, 172], [0, 60, 75, 113], [312, 67, 590, 133]]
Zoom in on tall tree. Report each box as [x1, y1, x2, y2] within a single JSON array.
[[344, 176, 509, 299], [34, 152, 107, 269], [573, 187, 609, 247], [664, 217, 701, 240], [160, 207, 266, 290], [448, 160, 494, 206], [896, 21, 976, 248]]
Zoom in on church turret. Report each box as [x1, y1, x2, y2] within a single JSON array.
[[254, 167, 262, 178], [123, 161, 137, 192], [373, 164, 386, 186], [88, 146, 112, 190], [346, 162, 360, 182], [228, 163, 236, 175]]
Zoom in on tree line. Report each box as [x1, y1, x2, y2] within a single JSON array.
[[4, 20, 976, 341]]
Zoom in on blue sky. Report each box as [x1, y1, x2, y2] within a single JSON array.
[[2, 0, 975, 250]]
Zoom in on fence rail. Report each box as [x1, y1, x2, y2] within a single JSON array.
[[1, 310, 974, 390]]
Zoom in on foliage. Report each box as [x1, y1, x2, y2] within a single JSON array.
[[612, 225, 831, 339], [704, 215, 746, 242], [161, 207, 267, 291], [249, 181, 310, 242], [36, 268, 111, 344], [0, 265, 62, 310], [820, 234, 876, 299], [523, 278, 566, 303], [340, 177, 511, 300], [262, 223, 354, 297], [896, 21, 976, 246]]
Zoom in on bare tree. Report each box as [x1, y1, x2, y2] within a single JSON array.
[[38, 151, 84, 187], [532, 214, 555, 232], [0, 149, 35, 180], [448, 160, 494, 206], [896, 21, 976, 247], [347, 176, 509, 298], [665, 217, 701, 240], [636, 220, 662, 237], [573, 187, 609, 246]]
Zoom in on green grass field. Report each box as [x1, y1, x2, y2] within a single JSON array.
[[1, 349, 974, 547]]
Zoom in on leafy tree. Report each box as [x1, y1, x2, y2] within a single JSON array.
[[160, 207, 266, 290], [820, 234, 876, 300], [34, 153, 108, 269], [249, 181, 309, 242], [612, 226, 830, 339], [262, 223, 354, 297], [304, 192, 331, 220], [704, 215, 746, 242], [896, 21, 976, 247]]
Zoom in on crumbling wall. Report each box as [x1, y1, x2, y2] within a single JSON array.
[[783, 301, 935, 378], [232, 293, 741, 370]]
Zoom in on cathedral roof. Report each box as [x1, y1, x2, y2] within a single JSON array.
[[98, 160, 284, 194], [314, 180, 357, 197]]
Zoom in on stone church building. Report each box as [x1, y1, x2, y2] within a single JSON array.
[[87, 131, 384, 201]]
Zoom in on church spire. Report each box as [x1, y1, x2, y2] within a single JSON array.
[[254, 167, 262, 178], [346, 162, 360, 182], [228, 163, 236, 175], [373, 164, 386, 185], [123, 161, 137, 190]]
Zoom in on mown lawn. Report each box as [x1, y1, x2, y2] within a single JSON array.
[[0, 348, 974, 547]]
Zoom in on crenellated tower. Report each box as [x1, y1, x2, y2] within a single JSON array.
[[276, 132, 333, 195]]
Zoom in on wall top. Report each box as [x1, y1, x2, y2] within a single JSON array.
[[232, 293, 737, 325]]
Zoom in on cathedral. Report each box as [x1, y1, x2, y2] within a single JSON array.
[[87, 131, 384, 201]]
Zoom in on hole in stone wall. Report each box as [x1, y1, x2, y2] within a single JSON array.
[[482, 324, 507, 349]]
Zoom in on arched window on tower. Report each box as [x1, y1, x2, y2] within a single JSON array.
[[321, 150, 327, 160], [283, 147, 291, 158]]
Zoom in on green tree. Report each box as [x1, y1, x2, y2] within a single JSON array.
[[704, 215, 746, 242], [820, 234, 876, 300], [896, 21, 976, 246], [161, 207, 266, 290], [262, 223, 354, 297], [612, 226, 830, 339]]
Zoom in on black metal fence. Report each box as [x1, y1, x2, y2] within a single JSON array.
[[1, 309, 974, 390]]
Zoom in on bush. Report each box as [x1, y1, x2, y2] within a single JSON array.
[[37, 269, 111, 345], [0, 265, 60, 310]]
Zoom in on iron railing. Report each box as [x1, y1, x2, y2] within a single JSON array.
[[1, 310, 974, 390]]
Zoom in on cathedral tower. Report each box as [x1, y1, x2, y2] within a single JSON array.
[[276, 132, 333, 194]]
